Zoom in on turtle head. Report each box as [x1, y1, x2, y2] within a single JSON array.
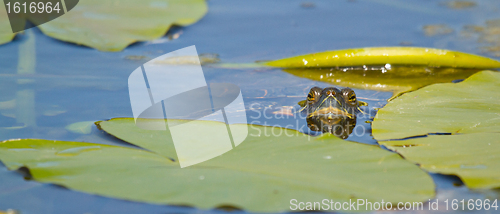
[[299, 87, 364, 137], [301, 87, 360, 118]]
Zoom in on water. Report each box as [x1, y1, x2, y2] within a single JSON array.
[[1, 0, 500, 213]]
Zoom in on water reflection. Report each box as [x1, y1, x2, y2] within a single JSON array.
[[14, 30, 36, 129], [306, 115, 356, 139], [283, 66, 481, 101]]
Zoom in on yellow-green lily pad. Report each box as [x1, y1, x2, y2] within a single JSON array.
[[282, 66, 480, 100], [264, 47, 500, 100], [265, 47, 500, 69], [0, 0, 207, 51], [372, 70, 500, 189], [0, 119, 435, 212]]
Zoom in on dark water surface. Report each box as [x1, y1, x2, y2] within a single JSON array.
[[1, 0, 499, 213]]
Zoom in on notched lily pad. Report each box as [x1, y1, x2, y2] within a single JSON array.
[[0, 0, 207, 51], [373, 70, 500, 140], [382, 133, 500, 189], [372, 70, 500, 189], [0, 119, 435, 212], [39, 0, 207, 51]]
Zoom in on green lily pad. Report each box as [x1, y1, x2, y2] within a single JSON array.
[[373, 70, 500, 140], [65, 121, 96, 134], [382, 133, 500, 189], [95, 118, 178, 159], [372, 70, 500, 189], [0, 0, 207, 51], [0, 119, 435, 212], [0, 7, 17, 45]]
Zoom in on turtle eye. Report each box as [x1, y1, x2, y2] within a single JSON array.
[[342, 88, 357, 105], [306, 87, 322, 104], [348, 93, 357, 104], [307, 92, 315, 101]]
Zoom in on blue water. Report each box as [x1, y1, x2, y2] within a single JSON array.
[[1, 0, 499, 213]]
